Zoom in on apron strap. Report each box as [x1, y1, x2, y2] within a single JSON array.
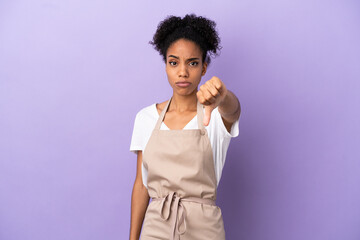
[[154, 96, 206, 134], [155, 96, 172, 130]]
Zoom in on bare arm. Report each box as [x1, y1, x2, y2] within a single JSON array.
[[129, 151, 150, 240], [218, 90, 241, 133]]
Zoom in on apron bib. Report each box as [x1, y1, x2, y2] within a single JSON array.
[[141, 96, 226, 240]]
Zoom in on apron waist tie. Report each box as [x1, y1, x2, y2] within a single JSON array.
[[151, 191, 216, 240]]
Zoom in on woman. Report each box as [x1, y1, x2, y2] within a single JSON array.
[[129, 14, 241, 240]]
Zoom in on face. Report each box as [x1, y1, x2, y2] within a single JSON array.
[[165, 38, 207, 96]]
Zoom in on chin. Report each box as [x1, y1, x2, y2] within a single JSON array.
[[176, 88, 197, 96]]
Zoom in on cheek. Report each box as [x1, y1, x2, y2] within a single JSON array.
[[192, 67, 203, 77], [165, 66, 171, 75], [165, 68, 176, 83], [166, 67, 178, 76]]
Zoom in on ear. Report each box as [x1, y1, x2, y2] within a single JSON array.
[[201, 62, 208, 76]]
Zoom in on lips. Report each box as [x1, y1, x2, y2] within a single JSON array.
[[176, 81, 191, 88]]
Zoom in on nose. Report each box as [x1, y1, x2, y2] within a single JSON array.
[[178, 63, 189, 78]]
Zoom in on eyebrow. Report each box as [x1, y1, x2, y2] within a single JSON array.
[[168, 55, 200, 61]]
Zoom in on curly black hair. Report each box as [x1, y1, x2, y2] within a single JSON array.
[[149, 13, 222, 65]]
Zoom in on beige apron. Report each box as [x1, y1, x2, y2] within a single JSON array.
[[141, 96, 226, 240]]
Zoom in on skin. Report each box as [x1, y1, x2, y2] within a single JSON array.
[[160, 38, 241, 132], [129, 38, 241, 240]]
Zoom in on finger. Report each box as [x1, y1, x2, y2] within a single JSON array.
[[203, 90, 216, 104], [203, 105, 214, 126], [197, 90, 212, 105], [207, 82, 221, 98], [211, 77, 225, 94], [200, 84, 217, 104]]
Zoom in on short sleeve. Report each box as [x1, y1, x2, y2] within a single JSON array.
[[205, 106, 240, 186], [129, 112, 144, 154], [213, 107, 240, 138]]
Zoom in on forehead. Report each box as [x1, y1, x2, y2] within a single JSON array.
[[167, 38, 202, 58]]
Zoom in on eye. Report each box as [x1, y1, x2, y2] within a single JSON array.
[[189, 61, 199, 66], [169, 61, 177, 66]]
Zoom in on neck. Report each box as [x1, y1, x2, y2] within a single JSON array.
[[170, 91, 197, 113]]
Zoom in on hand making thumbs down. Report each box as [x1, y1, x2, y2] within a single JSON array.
[[196, 76, 228, 126]]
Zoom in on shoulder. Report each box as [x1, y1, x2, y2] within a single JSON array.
[[134, 103, 158, 122], [131, 103, 157, 136], [135, 99, 168, 119], [130, 102, 158, 142], [153, 100, 169, 115], [130, 103, 158, 154]]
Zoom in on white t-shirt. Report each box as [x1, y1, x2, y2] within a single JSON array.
[[129, 102, 240, 188]]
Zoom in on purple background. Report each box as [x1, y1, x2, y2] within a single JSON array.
[[1, 0, 359, 239]]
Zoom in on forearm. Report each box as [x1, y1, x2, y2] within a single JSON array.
[[129, 180, 150, 240], [218, 90, 241, 123]]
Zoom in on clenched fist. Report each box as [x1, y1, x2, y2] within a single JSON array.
[[196, 76, 228, 126]]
